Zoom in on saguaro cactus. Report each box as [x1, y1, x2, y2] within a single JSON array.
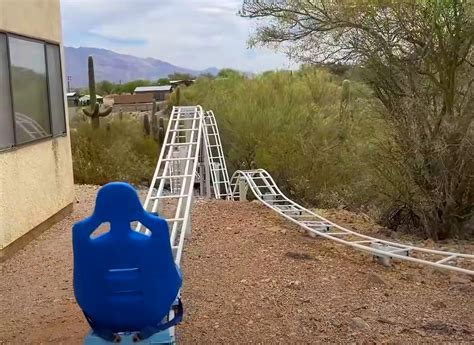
[[339, 79, 352, 120], [82, 56, 112, 128], [150, 101, 159, 142], [175, 86, 181, 105], [158, 117, 165, 145], [143, 114, 151, 136], [341, 80, 351, 106]]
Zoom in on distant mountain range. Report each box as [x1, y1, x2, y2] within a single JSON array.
[[64, 47, 220, 88]]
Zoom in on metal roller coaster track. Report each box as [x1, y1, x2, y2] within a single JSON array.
[[138, 104, 472, 342], [141, 105, 473, 276], [138, 105, 204, 267], [230, 169, 474, 275]]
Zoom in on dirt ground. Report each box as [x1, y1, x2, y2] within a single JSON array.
[[0, 185, 472, 344]]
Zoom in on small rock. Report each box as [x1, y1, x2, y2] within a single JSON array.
[[377, 317, 396, 325], [458, 283, 474, 293], [432, 300, 447, 310], [286, 280, 302, 289], [351, 317, 370, 330], [280, 229, 287, 235], [450, 275, 470, 285], [367, 272, 388, 286], [422, 320, 454, 334]]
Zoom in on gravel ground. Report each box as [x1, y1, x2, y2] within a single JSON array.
[[0, 185, 472, 344]]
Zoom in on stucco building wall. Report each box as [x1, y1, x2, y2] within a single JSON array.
[[0, 0, 74, 251]]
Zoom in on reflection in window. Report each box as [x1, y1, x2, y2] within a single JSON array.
[[9, 37, 51, 144], [0, 34, 14, 149], [46, 44, 66, 136]]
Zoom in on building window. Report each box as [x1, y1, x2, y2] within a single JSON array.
[[9, 36, 51, 144], [0, 33, 66, 150]]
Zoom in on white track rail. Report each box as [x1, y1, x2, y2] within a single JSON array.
[[230, 169, 474, 275], [202, 110, 232, 199], [138, 105, 204, 266]]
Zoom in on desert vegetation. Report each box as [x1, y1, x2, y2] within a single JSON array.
[[165, 0, 473, 240], [70, 115, 159, 186], [70, 54, 161, 185], [169, 68, 387, 220], [70, 1, 472, 240]]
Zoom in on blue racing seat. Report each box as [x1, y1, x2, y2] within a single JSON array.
[[72, 182, 183, 341]]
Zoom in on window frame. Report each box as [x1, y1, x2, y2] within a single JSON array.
[[0, 30, 67, 152]]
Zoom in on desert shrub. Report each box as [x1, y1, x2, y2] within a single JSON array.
[[240, 1, 474, 239], [169, 68, 384, 210], [70, 115, 159, 185]]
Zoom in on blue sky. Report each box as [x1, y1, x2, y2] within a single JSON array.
[[60, 0, 295, 72]]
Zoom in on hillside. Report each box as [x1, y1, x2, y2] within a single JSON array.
[[64, 47, 219, 87]]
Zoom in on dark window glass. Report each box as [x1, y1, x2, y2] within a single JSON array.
[[9, 36, 51, 144], [46, 44, 66, 136], [0, 34, 14, 149]]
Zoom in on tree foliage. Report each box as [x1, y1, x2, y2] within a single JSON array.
[[114, 79, 151, 94], [169, 68, 383, 212], [217, 68, 243, 79], [168, 72, 195, 80], [157, 78, 170, 85], [241, 0, 474, 239], [96, 80, 114, 95]]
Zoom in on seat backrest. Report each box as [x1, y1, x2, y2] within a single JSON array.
[[72, 182, 182, 333]]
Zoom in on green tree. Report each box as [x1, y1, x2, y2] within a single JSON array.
[[167, 69, 380, 210], [241, 0, 474, 239], [168, 72, 194, 80], [95, 80, 115, 95], [115, 79, 151, 94], [157, 78, 170, 85], [217, 68, 242, 79], [199, 73, 216, 79]]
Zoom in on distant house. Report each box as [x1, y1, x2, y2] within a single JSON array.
[[113, 93, 154, 112], [79, 94, 103, 106], [66, 91, 79, 106], [134, 85, 174, 101], [114, 93, 154, 105]]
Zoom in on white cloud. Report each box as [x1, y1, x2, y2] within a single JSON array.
[[60, 0, 297, 72]]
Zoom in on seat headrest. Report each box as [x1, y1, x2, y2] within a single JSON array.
[[93, 182, 145, 223]]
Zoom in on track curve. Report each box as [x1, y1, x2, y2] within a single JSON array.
[[230, 169, 474, 275]]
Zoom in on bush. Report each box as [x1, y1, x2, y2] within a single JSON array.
[[70, 115, 159, 186], [169, 68, 384, 211]]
